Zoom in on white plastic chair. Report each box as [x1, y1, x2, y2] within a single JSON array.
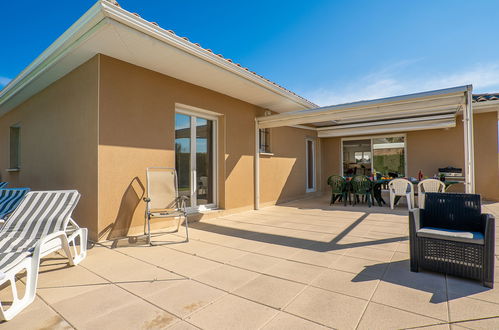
[[417, 179, 445, 209], [388, 178, 414, 210]]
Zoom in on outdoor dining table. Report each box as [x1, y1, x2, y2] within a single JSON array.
[[344, 177, 460, 207]]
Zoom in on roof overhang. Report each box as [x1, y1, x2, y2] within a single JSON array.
[[257, 85, 471, 137], [0, 0, 317, 117]]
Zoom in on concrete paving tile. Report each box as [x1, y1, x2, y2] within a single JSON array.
[[194, 264, 259, 292], [264, 259, 326, 284], [383, 259, 447, 292], [37, 255, 109, 288], [167, 240, 219, 256], [0, 297, 72, 330], [452, 317, 499, 329], [312, 268, 379, 300], [330, 255, 389, 277], [287, 249, 342, 267], [81, 246, 180, 282], [343, 246, 394, 262], [121, 279, 225, 318], [196, 245, 249, 263], [285, 286, 367, 329], [166, 255, 222, 278], [262, 312, 328, 329], [447, 275, 499, 305], [371, 281, 449, 321], [38, 284, 177, 329], [228, 252, 281, 272], [234, 274, 306, 309], [357, 301, 444, 330], [185, 294, 278, 330], [167, 320, 200, 330], [448, 296, 499, 322]]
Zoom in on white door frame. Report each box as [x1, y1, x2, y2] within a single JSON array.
[[175, 104, 220, 212], [305, 137, 316, 193]]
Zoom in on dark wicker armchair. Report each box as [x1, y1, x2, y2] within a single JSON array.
[[327, 175, 347, 206], [409, 193, 495, 288]]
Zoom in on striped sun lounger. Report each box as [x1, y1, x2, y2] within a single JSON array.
[[0, 188, 30, 221], [0, 190, 88, 321], [0, 182, 7, 189]]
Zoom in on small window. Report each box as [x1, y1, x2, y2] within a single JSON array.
[[259, 128, 271, 153], [10, 126, 20, 169]]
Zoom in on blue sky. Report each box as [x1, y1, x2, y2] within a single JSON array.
[[2, 0, 499, 106]]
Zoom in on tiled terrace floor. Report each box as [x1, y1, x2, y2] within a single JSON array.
[[2, 196, 499, 329]]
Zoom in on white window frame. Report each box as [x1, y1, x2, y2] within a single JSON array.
[[175, 104, 220, 213], [305, 137, 316, 193], [340, 133, 407, 177]]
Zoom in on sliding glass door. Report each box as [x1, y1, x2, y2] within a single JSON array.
[[175, 112, 216, 210], [342, 135, 406, 177]]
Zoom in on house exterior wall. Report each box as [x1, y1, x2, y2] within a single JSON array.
[[0, 56, 99, 236], [259, 126, 319, 206], [97, 55, 317, 240], [321, 112, 499, 201]]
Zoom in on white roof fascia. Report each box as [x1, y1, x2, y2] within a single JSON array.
[[257, 85, 469, 129], [317, 114, 456, 138]]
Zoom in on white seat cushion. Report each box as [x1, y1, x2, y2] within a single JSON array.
[[417, 227, 484, 245], [0, 271, 5, 281]]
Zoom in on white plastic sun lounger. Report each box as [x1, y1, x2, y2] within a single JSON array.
[[0, 190, 87, 321]]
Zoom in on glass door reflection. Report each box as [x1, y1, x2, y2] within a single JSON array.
[[175, 112, 216, 209]]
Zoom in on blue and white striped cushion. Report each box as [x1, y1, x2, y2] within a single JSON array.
[[0, 190, 80, 273], [0, 188, 30, 219]]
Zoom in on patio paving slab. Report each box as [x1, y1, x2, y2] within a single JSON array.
[[356, 301, 445, 330], [120, 279, 225, 318], [227, 252, 281, 272], [284, 286, 368, 329], [194, 264, 259, 292], [311, 268, 379, 300], [448, 296, 499, 323], [0, 297, 72, 330], [233, 274, 306, 309], [261, 312, 328, 329], [264, 259, 326, 284], [371, 281, 449, 321], [185, 294, 278, 330], [37, 254, 109, 288], [38, 284, 178, 329]]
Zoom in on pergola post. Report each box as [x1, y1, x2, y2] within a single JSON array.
[[463, 86, 475, 193], [254, 118, 260, 210]]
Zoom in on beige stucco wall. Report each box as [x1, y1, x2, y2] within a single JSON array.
[[0, 56, 99, 235], [259, 126, 319, 205], [97, 55, 316, 240], [321, 112, 499, 200]]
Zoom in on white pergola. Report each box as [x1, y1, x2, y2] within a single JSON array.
[[254, 85, 475, 209]]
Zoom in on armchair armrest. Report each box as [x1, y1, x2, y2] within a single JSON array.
[[482, 213, 495, 243], [481, 213, 495, 287], [409, 208, 421, 233]]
